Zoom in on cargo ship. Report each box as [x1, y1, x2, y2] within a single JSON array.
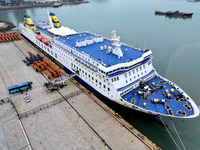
[[19, 12, 199, 118], [155, 11, 193, 18]]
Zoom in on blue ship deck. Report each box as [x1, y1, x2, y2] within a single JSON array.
[[36, 22, 146, 67], [122, 76, 194, 117], [57, 33, 145, 67]]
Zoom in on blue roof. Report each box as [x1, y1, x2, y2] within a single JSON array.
[[122, 76, 194, 117], [35, 21, 146, 67], [8, 82, 29, 90], [56, 32, 145, 67]]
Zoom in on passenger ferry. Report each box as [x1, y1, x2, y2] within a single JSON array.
[[19, 12, 199, 118]]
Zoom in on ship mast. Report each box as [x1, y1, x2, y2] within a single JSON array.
[[110, 30, 123, 59]]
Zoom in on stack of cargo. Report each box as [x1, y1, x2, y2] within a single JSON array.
[[0, 32, 21, 43], [23, 51, 61, 80]]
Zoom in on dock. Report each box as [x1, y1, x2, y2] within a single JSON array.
[[0, 36, 160, 150]]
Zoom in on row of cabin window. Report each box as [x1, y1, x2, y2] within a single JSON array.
[[124, 64, 146, 78], [73, 64, 110, 92], [100, 59, 151, 76], [105, 60, 148, 75], [37, 40, 52, 55], [37, 39, 70, 63], [85, 71, 110, 91], [125, 71, 147, 83], [61, 47, 99, 68], [56, 44, 99, 69], [38, 40, 111, 93], [38, 40, 97, 68], [68, 48, 99, 67], [111, 76, 119, 82]]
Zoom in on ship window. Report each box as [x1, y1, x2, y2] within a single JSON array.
[[134, 76, 136, 79], [108, 88, 110, 91], [51, 51, 53, 55], [138, 74, 139, 77], [126, 80, 128, 83], [141, 72, 143, 75], [145, 71, 146, 73], [148, 61, 152, 65], [103, 85, 106, 88], [114, 77, 116, 81], [92, 77, 94, 80], [136, 68, 138, 72], [117, 77, 119, 80], [89, 75, 90, 78], [140, 66, 142, 71], [96, 79, 98, 83], [130, 78, 132, 81], [99, 82, 101, 85], [85, 72, 87, 75], [55, 53, 57, 58], [129, 72, 131, 76], [132, 70, 135, 74], [125, 73, 127, 78], [112, 78, 114, 82], [143, 65, 145, 69]]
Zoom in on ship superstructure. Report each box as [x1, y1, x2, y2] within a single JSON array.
[[19, 13, 199, 118]]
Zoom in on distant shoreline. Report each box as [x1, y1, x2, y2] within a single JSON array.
[[0, 1, 89, 12]]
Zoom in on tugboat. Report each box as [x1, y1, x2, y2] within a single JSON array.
[[155, 11, 193, 18]]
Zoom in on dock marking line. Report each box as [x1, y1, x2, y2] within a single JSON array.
[[68, 107, 107, 150]]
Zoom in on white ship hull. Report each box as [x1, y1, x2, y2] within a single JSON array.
[[19, 20, 199, 118]]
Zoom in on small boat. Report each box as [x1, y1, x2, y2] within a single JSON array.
[[155, 10, 193, 18], [53, 3, 63, 8]]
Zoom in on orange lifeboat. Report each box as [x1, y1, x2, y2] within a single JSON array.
[[36, 35, 42, 41], [42, 38, 48, 45]]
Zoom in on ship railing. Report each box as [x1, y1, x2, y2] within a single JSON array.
[[156, 75, 199, 117], [40, 31, 54, 41], [88, 31, 151, 53], [52, 40, 101, 72], [106, 57, 151, 79]]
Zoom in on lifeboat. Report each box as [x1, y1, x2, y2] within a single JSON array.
[[42, 38, 48, 45], [36, 35, 42, 41]]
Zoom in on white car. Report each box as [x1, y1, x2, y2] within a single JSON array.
[[24, 95, 31, 103]]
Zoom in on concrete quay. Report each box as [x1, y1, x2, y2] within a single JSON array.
[[0, 38, 160, 150]]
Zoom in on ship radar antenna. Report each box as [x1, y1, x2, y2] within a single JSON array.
[[110, 30, 123, 59], [111, 30, 121, 42]]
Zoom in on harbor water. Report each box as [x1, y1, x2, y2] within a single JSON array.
[[1, 0, 200, 149]]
